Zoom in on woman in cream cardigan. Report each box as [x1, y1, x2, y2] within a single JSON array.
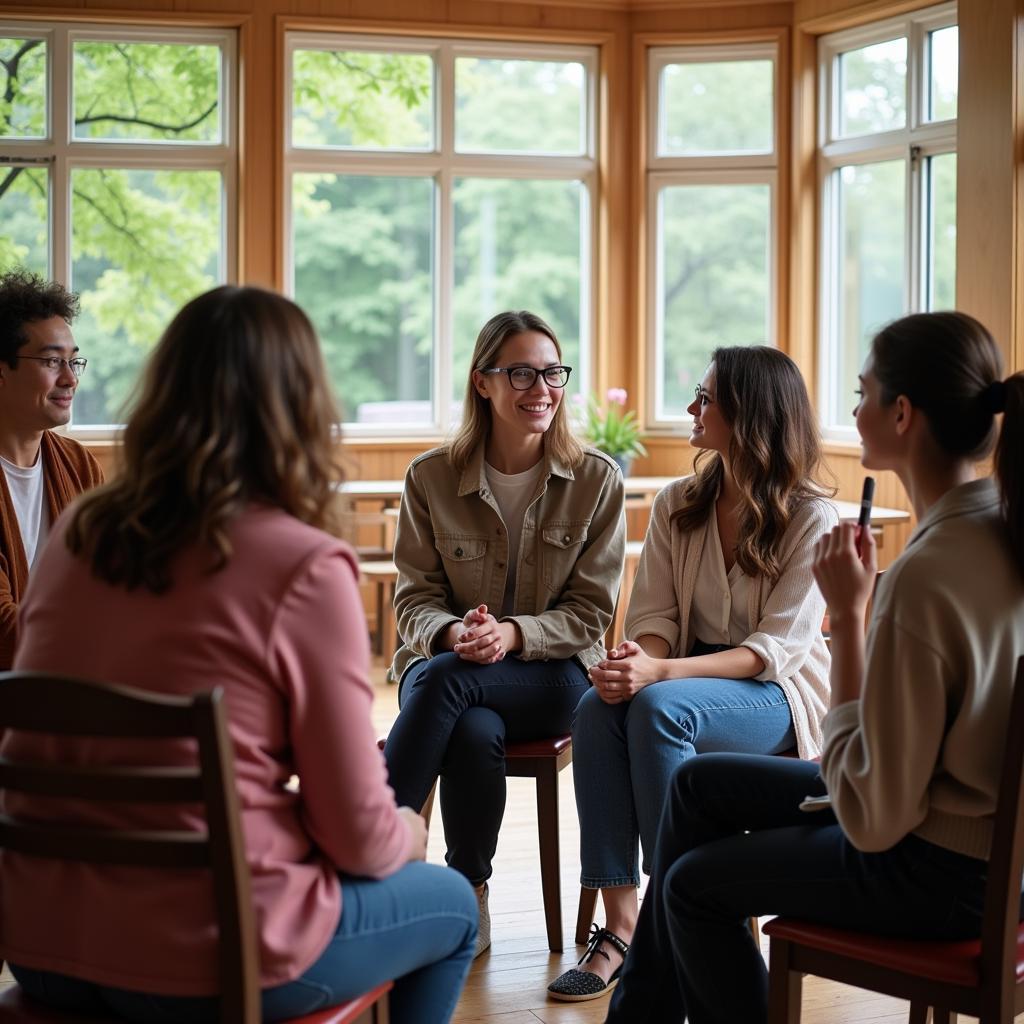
[[606, 311, 1024, 1024], [549, 345, 835, 1002]]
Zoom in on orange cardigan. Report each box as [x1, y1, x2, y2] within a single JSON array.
[[0, 432, 104, 668]]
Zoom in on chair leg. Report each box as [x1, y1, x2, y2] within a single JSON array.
[[749, 915, 761, 945], [766, 939, 802, 1024], [535, 763, 564, 952], [576, 886, 599, 945], [381, 582, 397, 663], [374, 990, 390, 1024], [908, 1004, 929, 1024]]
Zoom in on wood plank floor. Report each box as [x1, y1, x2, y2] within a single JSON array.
[[1, 661, 1017, 1023]]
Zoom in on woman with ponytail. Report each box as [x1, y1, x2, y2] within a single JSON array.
[[605, 312, 1024, 1024]]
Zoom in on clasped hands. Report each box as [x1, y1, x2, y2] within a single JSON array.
[[589, 641, 662, 704], [449, 604, 519, 664]]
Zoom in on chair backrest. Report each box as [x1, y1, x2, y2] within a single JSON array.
[[0, 673, 259, 1024], [979, 655, 1024, 1017]]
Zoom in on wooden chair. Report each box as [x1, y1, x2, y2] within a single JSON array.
[[0, 672, 391, 1024], [361, 560, 400, 660], [764, 655, 1024, 1024], [378, 732, 574, 952]]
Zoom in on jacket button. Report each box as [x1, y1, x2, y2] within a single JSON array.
[[455, 547, 463, 557], [563, 534, 571, 543]]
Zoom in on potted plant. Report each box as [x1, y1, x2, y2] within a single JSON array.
[[576, 388, 648, 476]]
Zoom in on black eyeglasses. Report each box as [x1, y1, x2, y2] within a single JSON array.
[[482, 365, 572, 391], [19, 355, 88, 378], [694, 386, 714, 406]]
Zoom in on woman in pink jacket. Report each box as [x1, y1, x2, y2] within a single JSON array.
[[0, 286, 476, 1024]]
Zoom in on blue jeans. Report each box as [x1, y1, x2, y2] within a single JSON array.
[[384, 652, 590, 884], [607, 754, 996, 1024], [572, 670, 795, 887], [10, 861, 476, 1024]]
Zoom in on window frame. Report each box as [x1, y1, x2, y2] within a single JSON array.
[[0, 19, 239, 439], [282, 30, 599, 438], [645, 39, 780, 429], [816, 2, 957, 439]]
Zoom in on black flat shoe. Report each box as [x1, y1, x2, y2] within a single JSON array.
[[547, 924, 630, 1002]]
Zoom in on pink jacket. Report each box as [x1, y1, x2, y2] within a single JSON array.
[[0, 505, 410, 995]]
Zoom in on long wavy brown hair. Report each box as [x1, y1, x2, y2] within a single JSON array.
[[66, 286, 343, 592], [671, 345, 834, 581], [449, 310, 584, 473]]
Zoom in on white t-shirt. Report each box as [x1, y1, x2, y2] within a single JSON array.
[[484, 459, 546, 617], [1, 452, 49, 569]]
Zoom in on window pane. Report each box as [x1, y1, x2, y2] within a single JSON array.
[[928, 26, 958, 122], [292, 49, 433, 150], [0, 36, 46, 139], [293, 174, 434, 425], [455, 58, 585, 155], [71, 168, 222, 425], [656, 183, 771, 418], [838, 37, 906, 137], [453, 178, 584, 406], [0, 166, 48, 274], [928, 153, 956, 310], [835, 160, 905, 428], [658, 60, 773, 156], [72, 41, 220, 143]]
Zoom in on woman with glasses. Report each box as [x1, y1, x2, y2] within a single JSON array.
[[548, 345, 836, 1002], [383, 310, 625, 957], [2, 286, 477, 1024]]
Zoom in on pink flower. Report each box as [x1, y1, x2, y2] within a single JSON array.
[[606, 387, 628, 406], [570, 392, 587, 408]]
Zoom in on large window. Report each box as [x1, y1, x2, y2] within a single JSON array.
[[284, 34, 596, 433], [818, 4, 957, 433], [0, 23, 237, 431], [646, 42, 778, 425]]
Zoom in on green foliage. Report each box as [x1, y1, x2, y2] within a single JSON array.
[[660, 59, 772, 155], [658, 182, 771, 417], [839, 38, 906, 136], [73, 41, 220, 142], [576, 388, 647, 460], [0, 36, 45, 138], [292, 49, 432, 148]]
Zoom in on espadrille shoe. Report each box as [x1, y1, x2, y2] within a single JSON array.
[[547, 924, 629, 1002]]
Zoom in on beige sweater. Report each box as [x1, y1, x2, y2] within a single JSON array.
[[822, 478, 1024, 860], [625, 478, 836, 759]]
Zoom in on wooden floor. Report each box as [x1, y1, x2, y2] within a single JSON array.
[[0, 662, 1016, 1023]]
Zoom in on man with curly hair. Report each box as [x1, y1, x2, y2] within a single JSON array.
[[0, 269, 104, 667]]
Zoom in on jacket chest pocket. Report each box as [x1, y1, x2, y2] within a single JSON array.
[[541, 522, 588, 594], [435, 534, 488, 595]]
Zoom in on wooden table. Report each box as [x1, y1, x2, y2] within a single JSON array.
[[624, 477, 910, 527]]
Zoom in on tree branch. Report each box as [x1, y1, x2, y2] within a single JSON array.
[[2, 38, 44, 128], [0, 166, 23, 201], [75, 100, 217, 135]]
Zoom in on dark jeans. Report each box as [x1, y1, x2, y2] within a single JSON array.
[[11, 861, 476, 1024], [607, 753, 994, 1024], [384, 652, 590, 884]]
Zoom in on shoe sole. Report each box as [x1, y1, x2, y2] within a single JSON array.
[[547, 976, 619, 1002]]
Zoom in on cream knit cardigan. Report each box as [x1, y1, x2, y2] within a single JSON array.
[[624, 477, 837, 759]]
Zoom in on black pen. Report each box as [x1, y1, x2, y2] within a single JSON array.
[[857, 476, 875, 553]]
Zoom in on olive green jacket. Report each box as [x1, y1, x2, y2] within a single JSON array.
[[389, 441, 626, 684]]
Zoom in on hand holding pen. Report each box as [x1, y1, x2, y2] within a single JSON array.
[[811, 477, 878, 627]]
